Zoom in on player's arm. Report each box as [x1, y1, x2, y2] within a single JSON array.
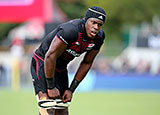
[[44, 36, 67, 79], [44, 36, 67, 98], [62, 50, 99, 102], [71, 49, 99, 84]]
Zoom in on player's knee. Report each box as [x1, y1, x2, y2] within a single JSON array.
[[37, 92, 52, 115], [37, 91, 49, 100]]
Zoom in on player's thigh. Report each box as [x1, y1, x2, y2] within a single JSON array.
[[55, 70, 69, 96], [31, 57, 47, 94]]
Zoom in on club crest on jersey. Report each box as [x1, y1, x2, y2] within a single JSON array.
[[86, 43, 95, 50]]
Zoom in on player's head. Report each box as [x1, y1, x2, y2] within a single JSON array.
[[84, 6, 106, 24], [84, 6, 106, 38]]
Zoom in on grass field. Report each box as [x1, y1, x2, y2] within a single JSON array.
[[0, 89, 160, 115]]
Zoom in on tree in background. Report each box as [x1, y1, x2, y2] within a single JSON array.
[[57, 0, 85, 19]]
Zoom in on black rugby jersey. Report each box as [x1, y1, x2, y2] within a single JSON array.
[[35, 19, 105, 71]]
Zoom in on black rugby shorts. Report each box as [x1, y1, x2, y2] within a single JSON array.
[[30, 53, 69, 96]]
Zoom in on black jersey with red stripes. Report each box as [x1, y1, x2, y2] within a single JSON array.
[[35, 19, 105, 71]]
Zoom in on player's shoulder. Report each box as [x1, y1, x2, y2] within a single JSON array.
[[55, 19, 83, 44], [69, 19, 83, 26], [59, 19, 82, 32], [58, 19, 83, 40]]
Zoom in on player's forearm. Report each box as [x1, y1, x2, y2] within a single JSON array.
[[69, 61, 93, 93], [75, 61, 93, 82], [44, 54, 57, 89], [75, 50, 99, 82]]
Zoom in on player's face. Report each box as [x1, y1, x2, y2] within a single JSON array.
[[85, 18, 103, 38]]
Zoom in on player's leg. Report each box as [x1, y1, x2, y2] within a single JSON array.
[[31, 56, 55, 115], [37, 92, 49, 115], [37, 92, 55, 115], [31, 55, 69, 115], [37, 90, 69, 115], [54, 69, 69, 115]]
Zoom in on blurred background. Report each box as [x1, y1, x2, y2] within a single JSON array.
[[0, 0, 160, 115]]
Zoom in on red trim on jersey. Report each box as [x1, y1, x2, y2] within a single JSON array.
[[34, 52, 63, 73], [55, 69, 61, 73], [34, 52, 44, 62], [56, 35, 66, 44], [33, 55, 40, 80]]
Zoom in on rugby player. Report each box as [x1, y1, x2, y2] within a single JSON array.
[[30, 6, 106, 115]]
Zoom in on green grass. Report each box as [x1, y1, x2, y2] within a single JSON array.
[[0, 89, 38, 115], [0, 89, 160, 115]]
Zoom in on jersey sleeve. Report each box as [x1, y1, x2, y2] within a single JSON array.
[[56, 23, 78, 45], [93, 30, 105, 50]]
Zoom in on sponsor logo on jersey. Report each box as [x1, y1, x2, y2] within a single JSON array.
[[66, 49, 81, 57]]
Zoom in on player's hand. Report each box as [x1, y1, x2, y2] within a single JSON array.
[[47, 87, 61, 99], [62, 90, 73, 103]]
